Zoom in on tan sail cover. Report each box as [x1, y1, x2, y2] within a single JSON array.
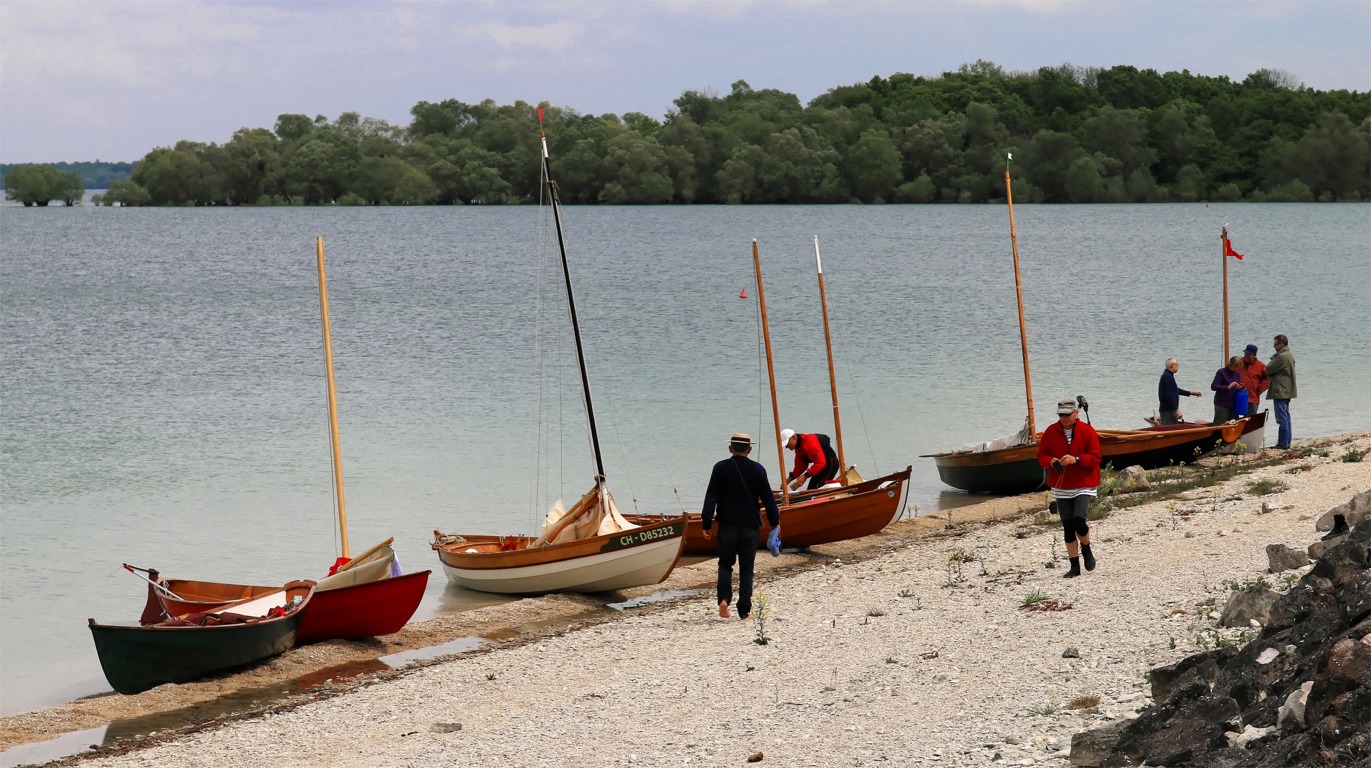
[[315, 544, 396, 591], [533, 486, 639, 547]]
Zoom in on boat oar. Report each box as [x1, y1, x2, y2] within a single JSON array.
[[122, 564, 184, 598]]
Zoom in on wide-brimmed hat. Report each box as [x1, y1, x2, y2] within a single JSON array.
[[1056, 399, 1078, 415], [728, 432, 754, 447]]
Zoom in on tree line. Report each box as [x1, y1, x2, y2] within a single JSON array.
[[8, 61, 1369, 207]]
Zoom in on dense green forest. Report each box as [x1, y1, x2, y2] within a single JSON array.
[[9, 62, 1370, 207]]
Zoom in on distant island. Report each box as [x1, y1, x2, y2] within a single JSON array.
[[4, 61, 1367, 207]]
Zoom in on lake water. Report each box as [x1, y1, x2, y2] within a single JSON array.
[[2, 202, 1368, 715]]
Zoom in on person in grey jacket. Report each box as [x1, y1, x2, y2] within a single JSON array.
[[1266, 334, 1297, 449]]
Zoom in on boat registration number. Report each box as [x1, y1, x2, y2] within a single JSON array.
[[602, 521, 684, 552]]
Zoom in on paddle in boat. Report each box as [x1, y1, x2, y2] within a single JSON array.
[[430, 110, 687, 594], [124, 238, 428, 643], [89, 580, 314, 695]]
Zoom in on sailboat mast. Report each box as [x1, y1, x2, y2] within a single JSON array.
[[752, 239, 789, 505], [1221, 225, 1231, 364], [812, 236, 847, 485], [1005, 157, 1036, 437], [316, 236, 350, 558], [540, 125, 606, 484]]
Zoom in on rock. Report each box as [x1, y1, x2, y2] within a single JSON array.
[[1278, 681, 1313, 729], [1068, 719, 1128, 767], [1323, 636, 1371, 686], [1150, 650, 1235, 704], [1115, 466, 1150, 493], [1307, 535, 1349, 561], [1063, 647, 1080, 659], [1266, 543, 1309, 573], [1233, 723, 1277, 748], [431, 722, 463, 733], [1316, 489, 1371, 531], [746, 751, 764, 762], [1219, 587, 1279, 628]]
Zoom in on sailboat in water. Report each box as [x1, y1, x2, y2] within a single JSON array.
[[430, 112, 687, 594], [125, 237, 430, 644], [628, 237, 911, 553], [926, 156, 1244, 494]]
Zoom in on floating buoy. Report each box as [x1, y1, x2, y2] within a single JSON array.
[[739, 289, 748, 299]]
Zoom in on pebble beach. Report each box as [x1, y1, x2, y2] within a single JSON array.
[[12, 432, 1371, 768]]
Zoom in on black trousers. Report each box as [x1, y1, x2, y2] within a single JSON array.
[[716, 524, 759, 617]]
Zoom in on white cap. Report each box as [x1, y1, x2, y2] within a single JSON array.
[[780, 428, 796, 447]]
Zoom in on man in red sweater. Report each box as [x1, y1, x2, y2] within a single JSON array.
[[1037, 399, 1102, 578], [780, 428, 840, 491]]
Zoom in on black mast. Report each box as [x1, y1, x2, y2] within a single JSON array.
[[539, 115, 606, 484]]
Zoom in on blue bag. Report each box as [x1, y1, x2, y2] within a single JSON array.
[[766, 526, 781, 556]]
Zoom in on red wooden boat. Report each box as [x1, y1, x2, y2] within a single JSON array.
[[626, 466, 911, 555], [130, 540, 430, 644]]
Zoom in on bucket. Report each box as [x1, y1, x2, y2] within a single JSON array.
[[1232, 394, 1249, 418]]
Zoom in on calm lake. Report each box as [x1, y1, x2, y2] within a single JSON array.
[[2, 202, 1368, 715]]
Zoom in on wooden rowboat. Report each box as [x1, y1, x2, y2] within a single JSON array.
[[89, 581, 314, 695], [626, 466, 912, 555], [928, 419, 1247, 494], [132, 540, 430, 645]]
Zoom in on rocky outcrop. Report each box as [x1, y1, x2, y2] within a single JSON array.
[[1265, 543, 1308, 573], [1316, 488, 1371, 532], [1074, 510, 1371, 767]]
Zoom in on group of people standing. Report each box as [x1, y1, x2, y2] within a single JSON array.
[[1157, 334, 1298, 450]]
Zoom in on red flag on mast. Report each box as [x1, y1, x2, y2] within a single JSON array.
[[1223, 235, 1244, 260]]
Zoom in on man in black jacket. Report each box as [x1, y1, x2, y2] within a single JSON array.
[[702, 432, 782, 620]]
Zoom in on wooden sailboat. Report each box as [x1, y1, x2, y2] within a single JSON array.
[[90, 581, 315, 695], [1142, 225, 1266, 452], [129, 238, 429, 643], [926, 158, 1244, 494], [629, 238, 911, 554], [430, 113, 687, 594]]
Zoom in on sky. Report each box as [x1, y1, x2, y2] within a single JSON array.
[[1, 0, 1369, 164]]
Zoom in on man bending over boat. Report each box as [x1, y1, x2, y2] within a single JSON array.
[[780, 428, 840, 491], [702, 433, 782, 620], [1037, 399, 1102, 579]]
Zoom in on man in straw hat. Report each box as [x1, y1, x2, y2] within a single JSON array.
[[702, 432, 781, 619], [1037, 399, 1102, 579]]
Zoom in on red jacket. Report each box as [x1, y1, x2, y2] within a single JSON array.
[[1037, 420, 1102, 490], [788, 433, 828, 480], [1240, 358, 1268, 405]]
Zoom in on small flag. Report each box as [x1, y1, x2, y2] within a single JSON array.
[[1223, 237, 1243, 260]]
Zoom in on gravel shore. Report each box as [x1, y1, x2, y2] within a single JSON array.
[[25, 432, 1371, 767]]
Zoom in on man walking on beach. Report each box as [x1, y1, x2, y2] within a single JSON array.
[[1267, 335, 1297, 449], [1158, 358, 1203, 425], [1037, 399, 1102, 578], [702, 432, 781, 619]]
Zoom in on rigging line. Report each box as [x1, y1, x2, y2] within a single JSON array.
[[821, 284, 882, 477], [548, 215, 684, 516], [530, 180, 553, 529]]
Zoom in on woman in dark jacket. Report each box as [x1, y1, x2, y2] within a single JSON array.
[[1211, 356, 1244, 424]]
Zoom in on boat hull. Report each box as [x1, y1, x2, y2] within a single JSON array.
[[137, 555, 430, 645], [432, 517, 687, 595], [928, 420, 1248, 494], [628, 467, 912, 554], [295, 570, 430, 644], [90, 583, 312, 695], [928, 445, 1044, 494]]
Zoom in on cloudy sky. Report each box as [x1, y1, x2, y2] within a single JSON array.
[[2, 0, 1368, 163]]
